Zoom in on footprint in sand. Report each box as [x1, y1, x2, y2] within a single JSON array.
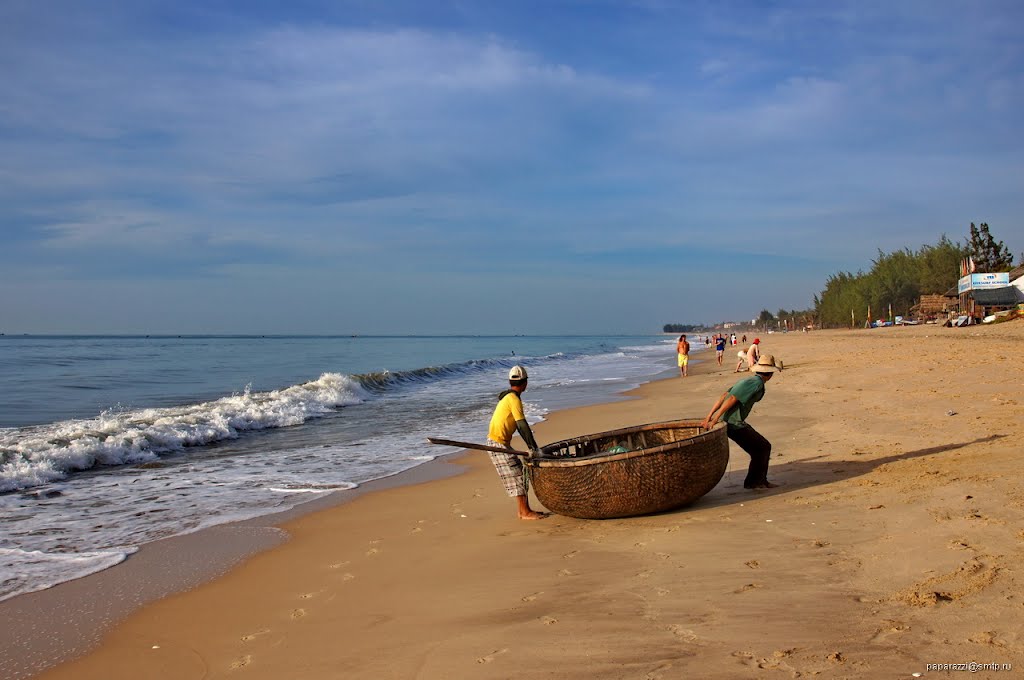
[[290, 608, 307, 619], [645, 662, 674, 679], [230, 655, 253, 670], [240, 629, 270, 643], [967, 631, 1007, 647], [869, 620, 909, 643], [329, 561, 351, 570], [734, 583, 762, 594], [299, 592, 317, 600], [666, 625, 699, 642], [558, 568, 575, 576], [521, 591, 543, 602], [366, 547, 381, 557], [477, 648, 509, 664], [540, 615, 558, 625], [894, 556, 1000, 607], [744, 560, 760, 569], [562, 550, 578, 559]]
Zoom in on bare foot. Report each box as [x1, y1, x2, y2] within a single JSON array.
[[519, 511, 549, 520]]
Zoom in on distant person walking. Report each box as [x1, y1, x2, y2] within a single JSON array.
[[702, 354, 781, 489], [676, 334, 690, 377], [715, 335, 726, 366], [487, 365, 547, 520]]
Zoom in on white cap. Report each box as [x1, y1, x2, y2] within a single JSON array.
[[508, 365, 528, 381]]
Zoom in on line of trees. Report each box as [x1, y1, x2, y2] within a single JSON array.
[[755, 308, 817, 331], [663, 224, 1016, 332], [813, 223, 1017, 328]]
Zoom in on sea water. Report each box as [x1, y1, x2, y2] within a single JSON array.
[[0, 334, 708, 601]]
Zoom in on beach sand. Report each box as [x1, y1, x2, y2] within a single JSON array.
[[20, 324, 1024, 679]]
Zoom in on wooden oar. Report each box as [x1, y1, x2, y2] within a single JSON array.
[[427, 437, 531, 457]]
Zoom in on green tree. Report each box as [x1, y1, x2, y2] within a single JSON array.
[[967, 222, 1014, 272], [816, 271, 870, 327], [917, 235, 967, 294], [813, 233, 983, 327], [866, 248, 920, 318]]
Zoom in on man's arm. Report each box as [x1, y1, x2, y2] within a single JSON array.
[[516, 419, 540, 453], [702, 393, 739, 430]]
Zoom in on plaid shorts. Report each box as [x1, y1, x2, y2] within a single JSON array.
[[487, 439, 529, 497]]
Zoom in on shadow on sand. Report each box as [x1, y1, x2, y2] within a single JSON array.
[[689, 433, 1008, 512]]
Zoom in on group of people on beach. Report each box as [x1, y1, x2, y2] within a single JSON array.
[[681, 333, 766, 374], [485, 340, 783, 519]]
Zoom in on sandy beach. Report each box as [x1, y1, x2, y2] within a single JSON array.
[[15, 323, 1024, 679]]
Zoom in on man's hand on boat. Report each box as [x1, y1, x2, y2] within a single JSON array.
[[516, 418, 541, 456]]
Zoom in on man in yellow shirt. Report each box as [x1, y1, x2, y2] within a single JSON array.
[[487, 365, 547, 520]]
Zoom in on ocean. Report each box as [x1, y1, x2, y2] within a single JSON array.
[[0, 334, 707, 602]]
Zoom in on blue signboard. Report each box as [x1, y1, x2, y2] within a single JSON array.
[[958, 273, 1010, 293]]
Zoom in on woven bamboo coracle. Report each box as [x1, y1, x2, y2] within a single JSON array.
[[528, 419, 728, 519]]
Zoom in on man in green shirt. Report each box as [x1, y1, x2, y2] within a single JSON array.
[[702, 353, 781, 489]]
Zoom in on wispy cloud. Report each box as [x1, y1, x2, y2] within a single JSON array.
[[1, 1, 1022, 332]]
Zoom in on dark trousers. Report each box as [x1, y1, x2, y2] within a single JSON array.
[[727, 424, 772, 488]]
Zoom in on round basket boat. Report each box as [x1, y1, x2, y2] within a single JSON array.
[[529, 419, 728, 519]]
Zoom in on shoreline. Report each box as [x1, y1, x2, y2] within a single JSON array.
[[13, 324, 1024, 679], [2, 346, 691, 680], [0, 450, 472, 680]]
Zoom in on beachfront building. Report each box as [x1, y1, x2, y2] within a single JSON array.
[[956, 270, 1022, 320], [910, 293, 957, 322], [1010, 264, 1024, 298]]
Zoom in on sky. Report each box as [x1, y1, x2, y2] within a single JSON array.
[[1, 0, 1022, 335]]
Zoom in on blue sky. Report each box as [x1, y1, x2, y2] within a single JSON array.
[[1, 0, 1021, 334]]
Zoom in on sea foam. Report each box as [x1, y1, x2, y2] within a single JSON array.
[[0, 547, 134, 602], [0, 373, 369, 492]]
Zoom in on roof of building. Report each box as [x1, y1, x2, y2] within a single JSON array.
[[1008, 264, 1024, 282], [970, 286, 1021, 306]]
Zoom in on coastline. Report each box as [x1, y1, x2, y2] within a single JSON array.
[[13, 324, 1024, 679], [0, 451, 470, 680]]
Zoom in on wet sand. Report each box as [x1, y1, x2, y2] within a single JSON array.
[[18, 323, 1024, 679]]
